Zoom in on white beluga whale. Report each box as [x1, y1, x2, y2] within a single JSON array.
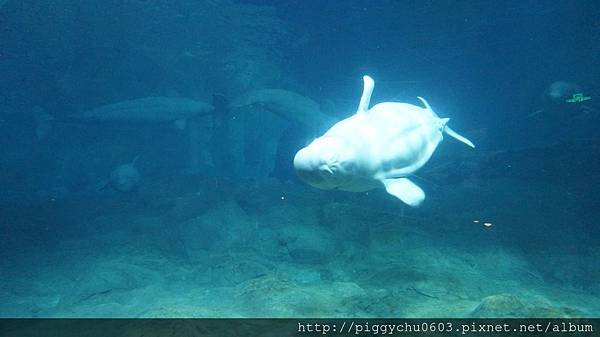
[[293, 76, 475, 207], [229, 89, 338, 134], [35, 97, 215, 138], [99, 155, 142, 193], [73, 96, 214, 129]]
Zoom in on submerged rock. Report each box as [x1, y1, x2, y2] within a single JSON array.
[[277, 225, 339, 265], [471, 294, 527, 317], [469, 293, 587, 318], [207, 253, 273, 287], [233, 273, 367, 316], [175, 200, 257, 262]]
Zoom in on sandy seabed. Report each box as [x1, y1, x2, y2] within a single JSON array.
[[1, 175, 598, 317]]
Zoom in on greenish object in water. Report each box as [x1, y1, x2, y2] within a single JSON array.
[[566, 93, 591, 103]]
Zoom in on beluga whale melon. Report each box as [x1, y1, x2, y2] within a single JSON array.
[[293, 75, 475, 207]]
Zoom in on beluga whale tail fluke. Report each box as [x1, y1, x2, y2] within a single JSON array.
[[293, 75, 475, 207], [416, 96, 475, 148]]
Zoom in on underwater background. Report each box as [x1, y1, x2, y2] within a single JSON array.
[[0, 0, 599, 317]]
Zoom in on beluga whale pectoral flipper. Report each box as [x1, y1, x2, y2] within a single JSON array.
[[416, 96, 475, 148], [293, 75, 475, 207]]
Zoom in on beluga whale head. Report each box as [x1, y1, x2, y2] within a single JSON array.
[[99, 155, 142, 193], [293, 136, 354, 190]]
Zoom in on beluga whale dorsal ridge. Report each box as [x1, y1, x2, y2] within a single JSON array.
[[293, 75, 475, 207]]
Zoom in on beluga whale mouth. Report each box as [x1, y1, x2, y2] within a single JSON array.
[[293, 136, 348, 190], [293, 75, 475, 206]]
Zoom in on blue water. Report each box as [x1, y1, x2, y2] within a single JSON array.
[[0, 0, 599, 317]]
